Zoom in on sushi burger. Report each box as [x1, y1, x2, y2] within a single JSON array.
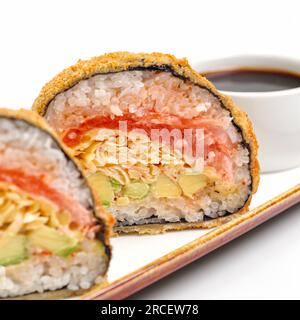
[[33, 52, 259, 234], [0, 109, 112, 298]]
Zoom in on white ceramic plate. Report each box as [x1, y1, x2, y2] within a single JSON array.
[[81, 166, 300, 300]]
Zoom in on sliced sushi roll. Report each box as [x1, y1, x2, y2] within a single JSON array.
[[0, 109, 112, 298], [33, 52, 259, 234]]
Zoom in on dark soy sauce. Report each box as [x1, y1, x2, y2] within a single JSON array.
[[203, 68, 300, 92]]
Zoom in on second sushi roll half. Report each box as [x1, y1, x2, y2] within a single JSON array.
[[33, 52, 259, 234], [0, 109, 112, 298]]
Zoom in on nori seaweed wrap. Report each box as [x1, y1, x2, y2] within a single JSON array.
[[33, 52, 259, 234]]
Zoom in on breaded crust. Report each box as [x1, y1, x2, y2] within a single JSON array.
[[32, 52, 259, 234], [0, 108, 113, 258]]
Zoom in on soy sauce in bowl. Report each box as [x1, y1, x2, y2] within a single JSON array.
[[203, 68, 300, 92]]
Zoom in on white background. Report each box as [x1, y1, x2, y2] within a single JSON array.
[[0, 0, 299, 299], [1, 0, 300, 110]]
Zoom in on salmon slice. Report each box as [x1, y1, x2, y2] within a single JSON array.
[[62, 112, 236, 179], [0, 168, 94, 228]]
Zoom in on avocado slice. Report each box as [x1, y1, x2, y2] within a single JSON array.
[[123, 182, 149, 199], [178, 174, 207, 198], [89, 172, 114, 207], [110, 178, 122, 192], [116, 196, 130, 206], [151, 175, 182, 198], [0, 234, 27, 266], [28, 225, 78, 257]]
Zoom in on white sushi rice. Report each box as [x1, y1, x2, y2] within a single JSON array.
[[46, 70, 233, 132], [111, 144, 250, 224], [0, 117, 109, 298], [0, 249, 107, 298], [46, 70, 252, 225], [0, 117, 93, 210], [112, 180, 250, 225]]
